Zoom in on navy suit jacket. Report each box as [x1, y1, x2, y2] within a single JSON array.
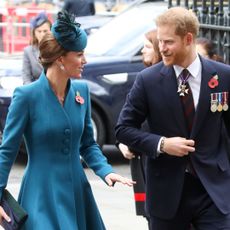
[[115, 57, 230, 219]]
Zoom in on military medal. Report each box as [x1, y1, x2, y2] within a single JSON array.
[[217, 104, 223, 112], [223, 103, 228, 111], [210, 93, 217, 112], [217, 92, 223, 112], [178, 71, 190, 97], [211, 104, 217, 112], [223, 92, 229, 111], [177, 83, 189, 96]]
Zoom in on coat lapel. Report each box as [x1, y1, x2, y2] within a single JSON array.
[[38, 72, 73, 120], [191, 57, 218, 138], [160, 65, 188, 136]]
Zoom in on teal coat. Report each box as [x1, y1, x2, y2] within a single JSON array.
[[0, 72, 114, 229]]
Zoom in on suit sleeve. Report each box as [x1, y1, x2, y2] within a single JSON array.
[[0, 87, 29, 199], [22, 47, 33, 85], [115, 72, 161, 158], [79, 84, 114, 180]]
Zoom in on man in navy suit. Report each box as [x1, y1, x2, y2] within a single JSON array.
[[63, 0, 95, 16], [115, 7, 230, 230]]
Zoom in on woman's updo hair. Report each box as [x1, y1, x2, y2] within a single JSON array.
[[39, 32, 68, 69]]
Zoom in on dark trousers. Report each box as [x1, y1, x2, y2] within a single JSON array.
[[130, 156, 151, 228], [130, 155, 146, 216], [149, 173, 230, 230]]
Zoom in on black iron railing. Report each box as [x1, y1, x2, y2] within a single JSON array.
[[168, 0, 230, 64]]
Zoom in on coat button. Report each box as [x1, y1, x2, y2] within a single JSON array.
[[63, 139, 70, 144], [64, 129, 70, 135], [62, 148, 70, 154]]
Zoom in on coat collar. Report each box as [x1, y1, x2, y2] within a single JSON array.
[[38, 71, 72, 109]]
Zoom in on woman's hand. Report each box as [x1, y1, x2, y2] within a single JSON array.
[[0, 205, 11, 225], [118, 143, 135, 159], [105, 173, 136, 187]]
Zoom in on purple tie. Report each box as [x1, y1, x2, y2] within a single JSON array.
[[180, 69, 197, 176], [180, 69, 195, 134]]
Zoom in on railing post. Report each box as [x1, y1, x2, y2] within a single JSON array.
[[217, 0, 224, 26], [192, 0, 198, 19], [168, 0, 172, 8], [208, 0, 216, 25], [184, 0, 189, 9], [176, 0, 181, 6], [227, 0, 230, 26], [200, 0, 208, 24], [223, 31, 229, 64]]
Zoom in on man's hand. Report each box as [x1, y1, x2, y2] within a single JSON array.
[[162, 137, 195, 157]]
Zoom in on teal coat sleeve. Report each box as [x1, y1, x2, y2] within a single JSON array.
[[76, 82, 114, 179], [0, 87, 29, 199]]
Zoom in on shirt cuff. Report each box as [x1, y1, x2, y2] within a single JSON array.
[[156, 137, 165, 157]]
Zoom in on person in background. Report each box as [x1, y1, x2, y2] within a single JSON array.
[[0, 11, 134, 230], [115, 6, 230, 230], [196, 37, 224, 62], [63, 0, 95, 16], [141, 30, 162, 67], [117, 29, 161, 227], [22, 12, 52, 85]]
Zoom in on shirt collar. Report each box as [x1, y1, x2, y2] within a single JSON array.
[[173, 55, 201, 79]]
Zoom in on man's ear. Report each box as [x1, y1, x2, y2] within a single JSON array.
[[186, 32, 193, 45]]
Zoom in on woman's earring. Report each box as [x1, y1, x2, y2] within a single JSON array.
[[60, 65, 65, 70]]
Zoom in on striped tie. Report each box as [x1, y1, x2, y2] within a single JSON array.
[[180, 69, 195, 133], [180, 69, 197, 176]]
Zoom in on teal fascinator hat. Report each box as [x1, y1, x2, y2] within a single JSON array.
[[51, 11, 87, 52]]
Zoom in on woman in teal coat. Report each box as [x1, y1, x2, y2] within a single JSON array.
[[0, 11, 134, 229]]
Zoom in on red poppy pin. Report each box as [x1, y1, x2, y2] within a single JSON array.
[[208, 74, 219, 89], [75, 91, 84, 104]]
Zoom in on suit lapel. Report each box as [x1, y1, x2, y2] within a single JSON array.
[[191, 57, 218, 138], [160, 65, 188, 136]]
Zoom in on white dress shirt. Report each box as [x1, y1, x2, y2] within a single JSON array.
[[173, 55, 202, 109]]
